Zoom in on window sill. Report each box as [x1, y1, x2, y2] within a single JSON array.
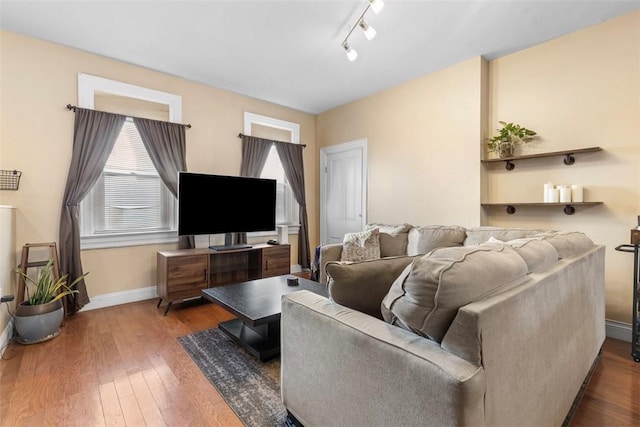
[[81, 230, 178, 250], [249, 224, 300, 238]]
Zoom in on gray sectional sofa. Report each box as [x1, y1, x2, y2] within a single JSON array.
[[281, 225, 605, 426]]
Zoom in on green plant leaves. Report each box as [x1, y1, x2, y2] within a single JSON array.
[[486, 121, 537, 153], [14, 259, 87, 305]]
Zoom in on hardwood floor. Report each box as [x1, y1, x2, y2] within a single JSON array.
[[568, 338, 640, 426], [1, 298, 639, 426], [0, 299, 242, 427]]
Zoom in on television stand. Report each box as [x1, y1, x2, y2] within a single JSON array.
[[210, 243, 252, 252], [156, 243, 291, 315]]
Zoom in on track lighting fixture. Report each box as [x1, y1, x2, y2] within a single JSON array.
[[341, 0, 384, 61], [343, 42, 358, 62], [359, 19, 376, 40]]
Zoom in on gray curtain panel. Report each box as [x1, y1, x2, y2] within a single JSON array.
[[59, 108, 126, 313], [238, 135, 273, 244], [133, 117, 193, 249], [240, 135, 273, 177], [274, 142, 311, 269]]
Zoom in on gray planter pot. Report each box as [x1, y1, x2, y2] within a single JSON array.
[[15, 299, 63, 344]]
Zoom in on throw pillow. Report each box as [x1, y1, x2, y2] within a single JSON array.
[[341, 228, 381, 262], [326, 255, 417, 319], [365, 223, 412, 257], [381, 244, 528, 343]]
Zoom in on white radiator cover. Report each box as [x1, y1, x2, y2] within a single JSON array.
[[0, 205, 16, 355]]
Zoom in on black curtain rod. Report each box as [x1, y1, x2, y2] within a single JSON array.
[[66, 104, 192, 128], [237, 133, 306, 148]]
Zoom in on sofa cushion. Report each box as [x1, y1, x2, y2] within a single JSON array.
[[365, 223, 412, 234], [365, 223, 412, 257], [326, 256, 417, 319], [381, 244, 528, 343], [464, 227, 547, 246], [535, 231, 594, 259], [484, 237, 559, 273], [407, 225, 467, 256], [341, 228, 381, 262]]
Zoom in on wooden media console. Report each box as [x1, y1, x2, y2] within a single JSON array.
[[156, 243, 290, 315]]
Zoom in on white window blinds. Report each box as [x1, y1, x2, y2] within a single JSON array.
[[81, 119, 176, 237]]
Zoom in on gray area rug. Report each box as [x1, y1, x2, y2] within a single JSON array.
[[178, 328, 287, 427]]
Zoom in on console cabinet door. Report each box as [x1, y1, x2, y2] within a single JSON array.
[[159, 253, 209, 301], [261, 245, 290, 277]]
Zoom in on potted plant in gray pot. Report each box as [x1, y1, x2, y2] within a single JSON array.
[[486, 121, 537, 158], [13, 259, 87, 344]]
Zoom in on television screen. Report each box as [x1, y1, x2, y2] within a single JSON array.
[[178, 172, 276, 237]]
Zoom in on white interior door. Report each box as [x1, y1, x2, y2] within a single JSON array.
[[320, 139, 367, 244]]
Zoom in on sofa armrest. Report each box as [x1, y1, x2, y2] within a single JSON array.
[[318, 243, 343, 285], [281, 290, 485, 427], [441, 244, 605, 426]]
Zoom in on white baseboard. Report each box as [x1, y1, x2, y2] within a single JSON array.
[[0, 318, 14, 357], [81, 265, 303, 312], [82, 285, 158, 312], [605, 320, 632, 342]]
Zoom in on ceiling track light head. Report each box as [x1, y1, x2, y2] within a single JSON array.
[[369, 0, 384, 14], [359, 19, 377, 40], [342, 42, 358, 61]]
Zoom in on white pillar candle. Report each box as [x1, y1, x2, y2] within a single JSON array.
[[546, 188, 554, 203], [559, 186, 572, 203], [550, 188, 560, 203], [571, 185, 583, 203], [544, 182, 554, 202]]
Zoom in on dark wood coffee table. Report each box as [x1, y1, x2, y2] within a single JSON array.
[[201, 275, 327, 361]]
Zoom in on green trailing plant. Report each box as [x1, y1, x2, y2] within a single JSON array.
[[486, 121, 537, 154], [14, 259, 86, 306]]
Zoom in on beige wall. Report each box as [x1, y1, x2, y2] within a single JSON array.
[[317, 10, 639, 324], [485, 10, 640, 323], [0, 31, 317, 308], [316, 56, 486, 228]]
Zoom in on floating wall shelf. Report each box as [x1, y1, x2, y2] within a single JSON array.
[[481, 202, 603, 215], [481, 146, 603, 170]]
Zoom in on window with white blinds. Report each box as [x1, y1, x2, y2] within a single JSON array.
[[260, 146, 298, 226], [80, 119, 176, 247]]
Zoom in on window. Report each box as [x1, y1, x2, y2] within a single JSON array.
[[80, 120, 176, 243], [77, 73, 182, 249], [244, 112, 300, 232], [260, 146, 298, 226]]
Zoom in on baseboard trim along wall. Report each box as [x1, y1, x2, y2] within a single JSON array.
[[0, 319, 14, 357], [83, 285, 159, 312], [605, 319, 632, 342], [82, 264, 303, 312]]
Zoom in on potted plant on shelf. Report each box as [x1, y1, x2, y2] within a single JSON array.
[[13, 259, 87, 344], [486, 121, 537, 158]]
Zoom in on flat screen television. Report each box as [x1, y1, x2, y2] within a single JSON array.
[[178, 172, 277, 251]]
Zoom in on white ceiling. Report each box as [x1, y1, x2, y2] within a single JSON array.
[[1, 1, 639, 114]]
